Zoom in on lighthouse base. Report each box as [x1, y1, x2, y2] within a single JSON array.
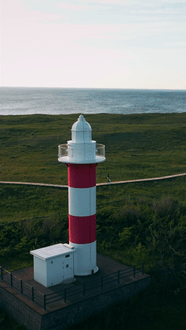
[[69, 241, 98, 276]]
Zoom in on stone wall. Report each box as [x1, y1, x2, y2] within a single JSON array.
[[0, 276, 151, 330]]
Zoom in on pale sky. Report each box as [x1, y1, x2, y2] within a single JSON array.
[[1, 0, 186, 89]]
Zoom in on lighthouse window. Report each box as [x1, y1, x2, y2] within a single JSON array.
[[65, 254, 70, 258], [66, 264, 69, 268]]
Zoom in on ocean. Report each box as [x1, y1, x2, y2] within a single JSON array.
[[0, 87, 186, 115]]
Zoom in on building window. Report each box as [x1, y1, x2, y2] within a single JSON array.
[[66, 264, 69, 268], [65, 254, 70, 258]]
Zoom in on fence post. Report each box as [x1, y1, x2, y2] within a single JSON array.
[[83, 282, 86, 296], [32, 287, 34, 302], [64, 288, 66, 303], [1, 267, 3, 280], [118, 270, 120, 284], [142, 262, 144, 275], [20, 280, 23, 294], [43, 295, 46, 310], [10, 273, 13, 287], [101, 276, 103, 289], [133, 265, 136, 278]]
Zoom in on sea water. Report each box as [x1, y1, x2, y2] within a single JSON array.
[[0, 87, 185, 115]]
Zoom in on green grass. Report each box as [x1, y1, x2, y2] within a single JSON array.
[[0, 185, 68, 224], [0, 255, 33, 272], [1, 113, 186, 330], [1, 113, 186, 184], [1, 175, 186, 224], [1, 112, 186, 225]]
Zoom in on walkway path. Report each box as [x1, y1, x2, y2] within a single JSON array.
[[0, 172, 186, 189], [0, 181, 68, 189], [97, 172, 186, 186]]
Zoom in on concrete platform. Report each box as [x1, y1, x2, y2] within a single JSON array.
[[11, 253, 149, 311], [0, 253, 151, 330]]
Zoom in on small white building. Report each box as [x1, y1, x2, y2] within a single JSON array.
[[30, 244, 76, 287]]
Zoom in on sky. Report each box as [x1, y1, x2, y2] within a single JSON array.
[[1, 0, 186, 89]]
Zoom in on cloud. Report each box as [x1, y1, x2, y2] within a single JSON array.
[[54, 0, 186, 23], [55, 2, 90, 11], [1, 0, 65, 25], [166, 41, 186, 47], [56, 0, 131, 5], [55, 0, 186, 8], [55, 0, 139, 11], [162, 0, 186, 3]]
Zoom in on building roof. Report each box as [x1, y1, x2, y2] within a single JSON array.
[[30, 243, 75, 261]]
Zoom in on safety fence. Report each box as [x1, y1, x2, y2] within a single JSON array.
[[0, 267, 44, 308], [0, 263, 144, 310]]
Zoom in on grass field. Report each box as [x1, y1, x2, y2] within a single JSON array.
[[1, 112, 186, 224], [0, 113, 186, 330], [0, 113, 186, 184]]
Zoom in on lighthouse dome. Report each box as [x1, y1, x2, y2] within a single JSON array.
[[71, 114, 92, 142], [58, 114, 105, 163]]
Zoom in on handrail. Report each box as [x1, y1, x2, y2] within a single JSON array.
[[44, 264, 144, 308], [0, 266, 44, 309], [0, 263, 145, 310]]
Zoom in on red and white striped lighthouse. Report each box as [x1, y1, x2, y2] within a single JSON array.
[[58, 114, 105, 275]]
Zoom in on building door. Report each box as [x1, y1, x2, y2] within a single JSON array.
[[62, 257, 73, 280]]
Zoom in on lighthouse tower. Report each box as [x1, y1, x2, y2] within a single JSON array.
[[58, 114, 105, 276]]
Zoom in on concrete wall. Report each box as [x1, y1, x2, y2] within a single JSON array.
[[0, 283, 43, 330], [0, 275, 151, 330], [41, 277, 151, 330]]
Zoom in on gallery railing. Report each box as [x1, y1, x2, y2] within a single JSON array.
[[58, 143, 105, 159]]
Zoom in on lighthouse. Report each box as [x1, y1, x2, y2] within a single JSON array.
[[30, 114, 105, 286], [58, 114, 105, 276]]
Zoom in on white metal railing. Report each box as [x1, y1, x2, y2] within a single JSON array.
[[58, 143, 105, 159], [96, 143, 105, 158], [58, 144, 68, 158]]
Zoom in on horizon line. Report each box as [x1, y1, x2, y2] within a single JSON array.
[[1, 86, 186, 91]]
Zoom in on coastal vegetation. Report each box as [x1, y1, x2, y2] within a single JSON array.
[[0, 113, 186, 329]]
